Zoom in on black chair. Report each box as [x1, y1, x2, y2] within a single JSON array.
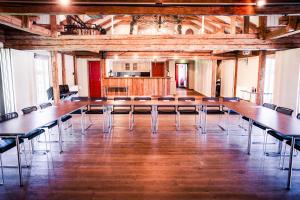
[[0, 138, 24, 185], [222, 97, 240, 115], [21, 106, 46, 153], [265, 106, 294, 156], [157, 97, 179, 130], [112, 97, 132, 129], [71, 97, 89, 114], [131, 97, 152, 130], [177, 97, 199, 129], [87, 97, 108, 114], [202, 97, 225, 115], [39, 103, 59, 143]]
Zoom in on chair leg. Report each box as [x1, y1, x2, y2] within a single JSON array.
[[0, 154, 4, 185]]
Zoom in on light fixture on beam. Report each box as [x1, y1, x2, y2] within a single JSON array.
[[59, 0, 70, 6], [256, 0, 266, 7]]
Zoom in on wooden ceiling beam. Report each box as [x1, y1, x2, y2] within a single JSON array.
[[266, 17, 300, 39], [1, 4, 300, 15], [0, 15, 51, 36], [4, 34, 299, 51]]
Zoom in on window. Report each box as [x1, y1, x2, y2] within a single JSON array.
[[34, 54, 50, 104], [263, 57, 276, 103]]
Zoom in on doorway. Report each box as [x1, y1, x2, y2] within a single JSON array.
[[88, 61, 101, 98], [175, 63, 188, 88]]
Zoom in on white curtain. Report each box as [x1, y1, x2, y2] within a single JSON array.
[[0, 48, 16, 113]]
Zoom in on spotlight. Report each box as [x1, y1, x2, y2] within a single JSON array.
[[59, 0, 70, 6], [257, 0, 266, 7]]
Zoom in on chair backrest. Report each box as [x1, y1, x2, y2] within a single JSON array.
[[114, 97, 131, 101], [0, 112, 18, 123], [178, 97, 195, 101], [297, 113, 300, 120], [134, 97, 151, 101], [71, 96, 89, 102], [223, 97, 240, 102], [40, 102, 52, 110], [21, 106, 38, 115], [262, 103, 277, 110], [63, 85, 70, 93], [47, 87, 53, 100], [202, 97, 220, 102], [276, 107, 293, 116], [90, 97, 108, 101], [158, 97, 175, 101]]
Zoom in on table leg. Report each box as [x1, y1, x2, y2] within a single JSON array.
[[203, 105, 207, 134], [16, 136, 23, 187], [151, 105, 158, 133], [197, 105, 202, 131], [247, 119, 253, 155], [287, 137, 295, 190], [57, 120, 63, 153], [80, 107, 85, 134]]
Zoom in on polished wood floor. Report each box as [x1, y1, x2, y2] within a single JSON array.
[[1, 114, 300, 200]]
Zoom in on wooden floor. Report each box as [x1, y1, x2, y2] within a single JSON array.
[[1, 114, 300, 200]]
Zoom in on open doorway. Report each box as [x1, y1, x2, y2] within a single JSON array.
[[175, 63, 188, 88]]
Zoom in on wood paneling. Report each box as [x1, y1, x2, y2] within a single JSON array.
[[103, 77, 171, 96]]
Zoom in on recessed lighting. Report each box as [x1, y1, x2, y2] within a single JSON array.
[[114, 55, 119, 60], [59, 0, 70, 6], [256, 0, 266, 7]]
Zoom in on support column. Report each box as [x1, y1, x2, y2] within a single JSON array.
[[259, 16, 267, 39], [256, 50, 266, 105], [61, 53, 66, 85], [51, 51, 60, 104], [230, 16, 237, 34], [50, 15, 58, 38], [73, 55, 78, 85], [243, 16, 250, 34], [233, 57, 239, 96], [101, 59, 106, 97]]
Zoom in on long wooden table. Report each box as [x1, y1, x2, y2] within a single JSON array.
[[0, 102, 86, 186], [1, 99, 300, 189]]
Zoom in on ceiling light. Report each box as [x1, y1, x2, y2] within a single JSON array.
[[256, 0, 266, 7], [59, 0, 70, 6], [114, 55, 119, 60]]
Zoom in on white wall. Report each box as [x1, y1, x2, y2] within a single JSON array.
[[193, 59, 212, 97], [11, 50, 37, 112], [65, 55, 75, 86], [77, 58, 89, 96], [220, 60, 235, 97], [236, 56, 259, 102], [273, 48, 300, 114]]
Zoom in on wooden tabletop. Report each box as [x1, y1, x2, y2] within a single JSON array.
[[0, 102, 86, 136]]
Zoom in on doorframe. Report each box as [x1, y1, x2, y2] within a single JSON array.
[[175, 63, 189, 89]]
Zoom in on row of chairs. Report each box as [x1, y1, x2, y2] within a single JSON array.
[[0, 102, 72, 185]]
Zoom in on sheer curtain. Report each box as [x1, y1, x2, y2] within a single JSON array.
[[0, 48, 16, 113]]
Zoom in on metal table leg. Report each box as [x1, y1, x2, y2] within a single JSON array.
[[16, 136, 23, 186], [197, 105, 202, 131], [202, 105, 207, 134], [80, 107, 85, 134], [247, 119, 253, 155], [287, 137, 295, 190], [151, 105, 158, 133], [57, 120, 63, 153]]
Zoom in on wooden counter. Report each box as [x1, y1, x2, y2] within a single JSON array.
[[102, 77, 171, 96]]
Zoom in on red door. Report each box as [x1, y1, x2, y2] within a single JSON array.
[[88, 61, 101, 98], [152, 62, 165, 77]]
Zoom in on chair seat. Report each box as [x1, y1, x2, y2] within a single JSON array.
[[242, 116, 249, 121], [61, 115, 72, 122], [111, 109, 131, 114], [224, 110, 239, 115], [158, 110, 177, 114], [0, 138, 23, 153], [71, 109, 88, 114], [267, 130, 290, 141], [205, 110, 225, 115], [43, 121, 58, 129], [22, 129, 45, 140], [86, 109, 104, 114], [286, 140, 300, 151], [178, 110, 199, 115], [132, 109, 152, 114], [253, 122, 268, 130]]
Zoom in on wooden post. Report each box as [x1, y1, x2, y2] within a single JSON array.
[[50, 15, 58, 38], [259, 16, 267, 39], [230, 16, 237, 34], [51, 51, 60, 104], [233, 57, 239, 96], [256, 50, 266, 105], [243, 16, 250, 34], [61, 53, 66, 85], [21, 16, 31, 29], [73, 55, 78, 85], [211, 60, 217, 97], [101, 59, 106, 97]]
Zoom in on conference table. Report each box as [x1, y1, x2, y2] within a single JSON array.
[[0, 102, 87, 186], [1, 99, 300, 189]]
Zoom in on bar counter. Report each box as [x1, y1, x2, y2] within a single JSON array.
[[103, 77, 171, 96]]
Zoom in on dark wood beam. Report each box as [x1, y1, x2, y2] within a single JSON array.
[[51, 51, 60, 104], [233, 57, 238, 96], [266, 16, 300, 39], [243, 16, 250, 34], [256, 50, 266, 105], [1, 4, 300, 15]]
